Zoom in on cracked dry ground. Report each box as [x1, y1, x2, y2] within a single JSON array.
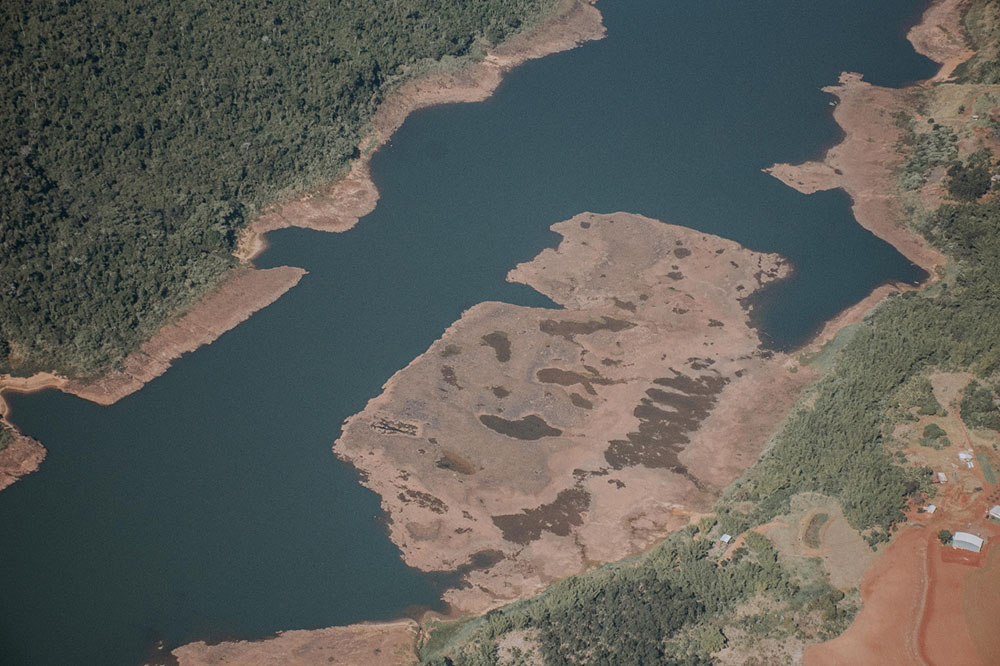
[[335, 212, 810, 612]]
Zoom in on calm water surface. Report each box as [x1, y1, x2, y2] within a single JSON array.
[[1, 1, 935, 664]]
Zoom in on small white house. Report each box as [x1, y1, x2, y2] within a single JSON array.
[[959, 451, 974, 462], [952, 531, 984, 553], [925, 504, 937, 514], [937, 472, 948, 483], [989, 505, 1000, 522], [720, 533, 732, 544]]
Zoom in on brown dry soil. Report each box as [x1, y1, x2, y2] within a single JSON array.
[[334, 212, 810, 613], [0, 266, 304, 488], [171, 620, 419, 666], [907, 0, 975, 83]]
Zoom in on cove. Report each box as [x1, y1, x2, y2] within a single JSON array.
[[0, 1, 936, 665]]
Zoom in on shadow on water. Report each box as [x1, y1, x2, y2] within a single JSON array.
[[1, 1, 937, 664]]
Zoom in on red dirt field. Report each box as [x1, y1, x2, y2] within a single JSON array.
[[918, 538, 985, 666], [806, 480, 1000, 666], [964, 542, 1000, 665], [804, 527, 928, 666]]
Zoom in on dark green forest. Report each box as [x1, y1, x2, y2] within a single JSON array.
[[1, 0, 557, 376], [421, 525, 852, 665]]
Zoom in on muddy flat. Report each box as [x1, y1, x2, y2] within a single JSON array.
[[335, 212, 809, 612]]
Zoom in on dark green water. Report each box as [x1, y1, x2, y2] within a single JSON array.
[[0, 1, 936, 664]]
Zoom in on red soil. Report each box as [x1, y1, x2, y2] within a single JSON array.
[[807, 479, 1000, 666], [918, 538, 984, 666], [965, 543, 1000, 665], [804, 527, 928, 666]]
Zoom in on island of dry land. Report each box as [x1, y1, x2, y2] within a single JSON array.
[[0, 0, 605, 492], [334, 212, 806, 612]]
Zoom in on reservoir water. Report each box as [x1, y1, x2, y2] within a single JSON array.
[[0, 1, 936, 664]]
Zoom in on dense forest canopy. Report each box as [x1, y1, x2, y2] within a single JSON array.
[[0, 0, 557, 376]]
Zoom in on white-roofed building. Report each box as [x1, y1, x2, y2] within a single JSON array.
[[952, 531, 984, 553], [989, 505, 1000, 522]]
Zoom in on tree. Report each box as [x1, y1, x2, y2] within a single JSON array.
[[938, 530, 952, 545], [946, 150, 993, 201]]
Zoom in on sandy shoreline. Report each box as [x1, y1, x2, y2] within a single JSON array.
[[760, 0, 972, 340], [908, 0, 974, 84], [764, 71, 946, 276], [0, 430, 46, 492], [0, 265, 305, 486], [171, 620, 420, 666], [334, 212, 809, 615], [234, 0, 605, 262]]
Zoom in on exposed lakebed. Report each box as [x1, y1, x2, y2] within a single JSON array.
[[0, 1, 935, 664]]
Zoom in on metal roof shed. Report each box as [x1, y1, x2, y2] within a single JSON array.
[[952, 532, 984, 553]]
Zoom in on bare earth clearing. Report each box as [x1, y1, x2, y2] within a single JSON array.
[[806, 371, 1000, 666], [335, 212, 808, 613]]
